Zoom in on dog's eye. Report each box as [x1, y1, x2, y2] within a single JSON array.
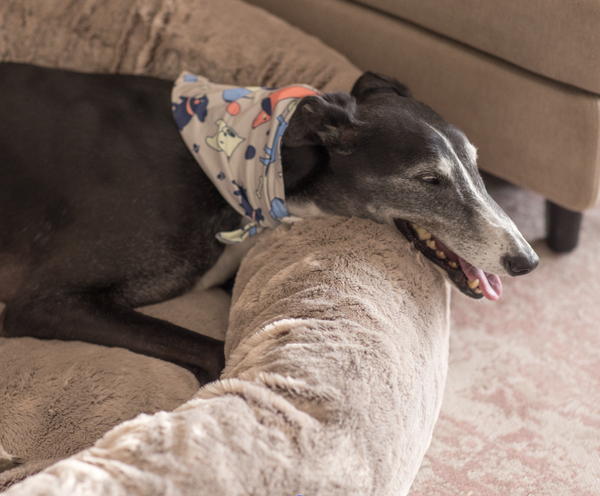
[[422, 176, 440, 185]]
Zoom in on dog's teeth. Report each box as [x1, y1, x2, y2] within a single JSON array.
[[414, 225, 432, 241], [426, 239, 437, 250], [449, 261, 458, 269], [474, 288, 483, 294], [467, 279, 480, 289], [436, 250, 446, 259]]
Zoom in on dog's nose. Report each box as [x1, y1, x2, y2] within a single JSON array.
[[502, 252, 540, 276]]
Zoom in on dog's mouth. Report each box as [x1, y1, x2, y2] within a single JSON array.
[[394, 219, 502, 301]]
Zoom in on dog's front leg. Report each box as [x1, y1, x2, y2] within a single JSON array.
[[0, 292, 225, 385]]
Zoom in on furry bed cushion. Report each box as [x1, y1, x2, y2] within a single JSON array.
[[2, 217, 450, 495], [0, 0, 360, 91], [0, 288, 231, 489]]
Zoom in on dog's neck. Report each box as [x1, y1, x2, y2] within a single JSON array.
[[281, 144, 328, 199]]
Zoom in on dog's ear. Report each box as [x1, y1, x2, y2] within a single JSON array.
[[282, 93, 358, 155], [351, 71, 412, 103]]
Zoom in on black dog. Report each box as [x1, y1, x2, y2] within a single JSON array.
[[0, 63, 538, 384]]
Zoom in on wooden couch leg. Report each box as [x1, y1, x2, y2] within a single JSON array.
[[546, 200, 583, 253]]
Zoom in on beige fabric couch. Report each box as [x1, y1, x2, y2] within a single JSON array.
[[246, 0, 600, 252]]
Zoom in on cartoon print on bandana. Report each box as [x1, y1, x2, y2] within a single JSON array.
[[232, 180, 264, 222], [270, 198, 290, 221], [205, 119, 246, 159], [222, 87, 261, 116], [213, 181, 264, 244], [172, 95, 209, 131], [172, 71, 317, 244], [252, 86, 319, 128], [260, 100, 297, 175]]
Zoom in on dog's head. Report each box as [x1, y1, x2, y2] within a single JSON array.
[[282, 71, 539, 300]]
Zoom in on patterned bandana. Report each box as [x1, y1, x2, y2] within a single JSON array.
[[172, 71, 319, 244]]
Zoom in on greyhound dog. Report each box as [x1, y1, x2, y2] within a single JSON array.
[[0, 63, 538, 383]]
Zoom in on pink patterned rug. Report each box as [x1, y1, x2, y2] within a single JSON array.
[[409, 174, 600, 495]]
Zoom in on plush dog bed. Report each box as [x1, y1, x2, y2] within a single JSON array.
[[1, 217, 450, 495]]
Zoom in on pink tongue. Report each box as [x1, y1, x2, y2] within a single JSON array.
[[458, 257, 503, 301]]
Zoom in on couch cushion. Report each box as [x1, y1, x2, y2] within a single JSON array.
[[246, 0, 600, 211], [354, 0, 600, 95]]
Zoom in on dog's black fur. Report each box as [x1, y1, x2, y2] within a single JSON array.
[[0, 63, 391, 383], [0, 63, 538, 384], [0, 63, 247, 382]]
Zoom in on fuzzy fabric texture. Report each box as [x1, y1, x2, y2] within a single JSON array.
[[2, 217, 451, 495], [0, 0, 361, 92], [0, 287, 231, 490]]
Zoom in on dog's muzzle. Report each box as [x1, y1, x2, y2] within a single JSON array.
[[394, 219, 512, 300]]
